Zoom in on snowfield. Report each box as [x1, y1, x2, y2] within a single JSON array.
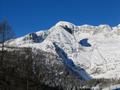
[[7, 21, 120, 79]]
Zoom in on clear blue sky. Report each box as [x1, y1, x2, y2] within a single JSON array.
[[0, 0, 120, 37]]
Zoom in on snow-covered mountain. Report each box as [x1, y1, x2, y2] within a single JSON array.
[[8, 21, 120, 79]]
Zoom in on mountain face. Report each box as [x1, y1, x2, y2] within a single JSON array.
[[8, 21, 120, 79]]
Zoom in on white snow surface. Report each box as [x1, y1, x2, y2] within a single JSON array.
[[7, 21, 120, 79]]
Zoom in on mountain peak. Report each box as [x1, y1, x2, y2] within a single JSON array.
[[55, 21, 76, 30]]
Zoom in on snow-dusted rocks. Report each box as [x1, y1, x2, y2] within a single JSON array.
[[55, 21, 76, 30], [7, 21, 120, 79]]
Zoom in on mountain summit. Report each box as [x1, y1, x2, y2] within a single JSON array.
[[8, 21, 120, 79]]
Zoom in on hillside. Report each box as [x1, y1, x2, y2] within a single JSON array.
[[0, 48, 92, 90]]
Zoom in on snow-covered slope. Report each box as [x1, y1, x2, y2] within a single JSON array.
[[8, 21, 120, 79]]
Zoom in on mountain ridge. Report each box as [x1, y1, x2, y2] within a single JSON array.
[[7, 21, 120, 79]]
